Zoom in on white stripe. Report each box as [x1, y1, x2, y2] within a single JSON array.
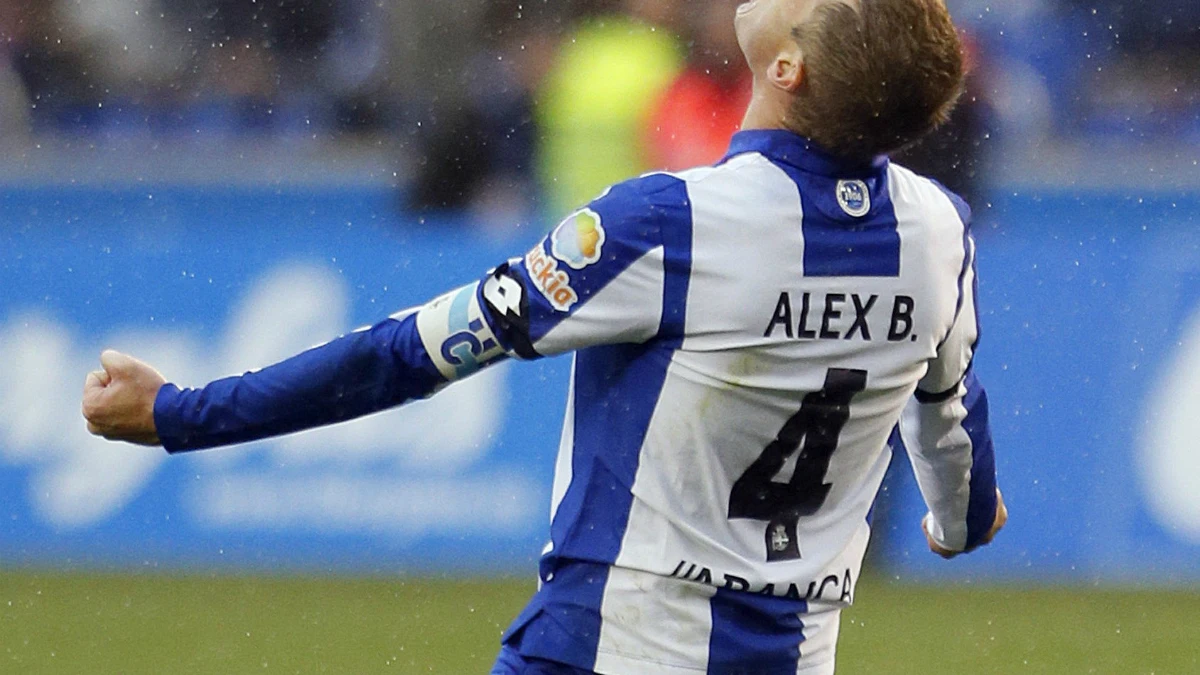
[[900, 396, 974, 550], [548, 357, 577, 528], [594, 566, 717, 674], [532, 248, 665, 356], [795, 605, 841, 674]]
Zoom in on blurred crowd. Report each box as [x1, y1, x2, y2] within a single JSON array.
[[0, 0, 391, 139], [0, 0, 1195, 216]]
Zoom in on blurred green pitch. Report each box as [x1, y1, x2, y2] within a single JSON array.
[[3, 570, 1198, 674]]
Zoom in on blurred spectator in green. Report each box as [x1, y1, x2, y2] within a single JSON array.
[[645, 0, 750, 171], [537, 0, 685, 216]]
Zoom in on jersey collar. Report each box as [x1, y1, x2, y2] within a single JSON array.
[[721, 129, 889, 178]]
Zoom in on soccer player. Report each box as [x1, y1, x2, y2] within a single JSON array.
[[82, 0, 1007, 672]]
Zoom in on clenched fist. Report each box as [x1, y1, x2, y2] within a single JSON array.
[[81, 350, 166, 446]]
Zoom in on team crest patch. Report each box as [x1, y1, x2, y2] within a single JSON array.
[[551, 208, 606, 270], [836, 180, 871, 218]]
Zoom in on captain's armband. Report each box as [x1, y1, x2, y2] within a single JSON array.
[[414, 283, 508, 382]]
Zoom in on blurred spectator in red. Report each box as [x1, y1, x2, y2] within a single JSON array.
[[645, 0, 750, 171]]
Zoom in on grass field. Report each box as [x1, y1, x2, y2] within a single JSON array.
[[3, 570, 1198, 674]]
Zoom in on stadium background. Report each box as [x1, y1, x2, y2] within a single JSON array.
[[1, 0, 1198, 672]]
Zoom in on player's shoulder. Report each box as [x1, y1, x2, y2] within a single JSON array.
[[597, 153, 778, 208], [591, 171, 689, 216], [584, 155, 792, 246], [886, 162, 973, 231], [580, 172, 693, 248]]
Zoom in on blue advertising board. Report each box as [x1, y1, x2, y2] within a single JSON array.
[[0, 186, 568, 574], [1, 185, 1198, 583]]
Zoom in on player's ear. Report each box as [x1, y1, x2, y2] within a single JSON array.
[[766, 47, 805, 93]]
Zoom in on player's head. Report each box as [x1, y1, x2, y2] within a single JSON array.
[[735, 0, 965, 163]]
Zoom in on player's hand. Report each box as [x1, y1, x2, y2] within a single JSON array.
[[922, 488, 1007, 559], [81, 350, 166, 446]]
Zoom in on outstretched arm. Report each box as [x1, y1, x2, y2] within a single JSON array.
[[83, 283, 501, 453]]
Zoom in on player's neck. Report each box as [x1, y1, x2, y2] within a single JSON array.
[[739, 80, 793, 133]]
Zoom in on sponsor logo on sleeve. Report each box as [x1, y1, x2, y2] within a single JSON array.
[[416, 282, 507, 381], [525, 245, 579, 313], [836, 180, 871, 218], [550, 209, 606, 270]]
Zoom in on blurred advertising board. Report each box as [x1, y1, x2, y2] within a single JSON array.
[[0, 187, 566, 574], [1, 186, 1198, 583]]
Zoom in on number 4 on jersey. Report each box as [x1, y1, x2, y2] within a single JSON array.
[[729, 368, 868, 562]]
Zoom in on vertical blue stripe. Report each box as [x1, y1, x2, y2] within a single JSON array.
[[722, 130, 899, 277], [969, 253, 983, 350], [545, 175, 692, 566], [708, 589, 807, 674], [939, 230, 973, 349], [961, 369, 998, 550], [500, 561, 612, 671], [776, 165, 901, 278], [503, 176, 693, 670]]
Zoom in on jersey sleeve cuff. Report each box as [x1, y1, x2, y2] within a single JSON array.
[[153, 383, 191, 454], [924, 513, 967, 553]]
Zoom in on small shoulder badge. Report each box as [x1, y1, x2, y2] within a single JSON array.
[[551, 209, 606, 270], [836, 180, 871, 218]]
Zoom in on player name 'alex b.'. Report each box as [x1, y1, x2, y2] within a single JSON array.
[[764, 291, 918, 343]]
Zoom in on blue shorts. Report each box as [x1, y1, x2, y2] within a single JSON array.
[[490, 646, 598, 675]]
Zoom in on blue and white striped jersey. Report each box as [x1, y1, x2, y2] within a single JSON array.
[[155, 130, 996, 675]]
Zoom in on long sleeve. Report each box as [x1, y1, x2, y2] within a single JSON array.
[[154, 258, 537, 453], [899, 232, 999, 553], [153, 311, 451, 453]]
